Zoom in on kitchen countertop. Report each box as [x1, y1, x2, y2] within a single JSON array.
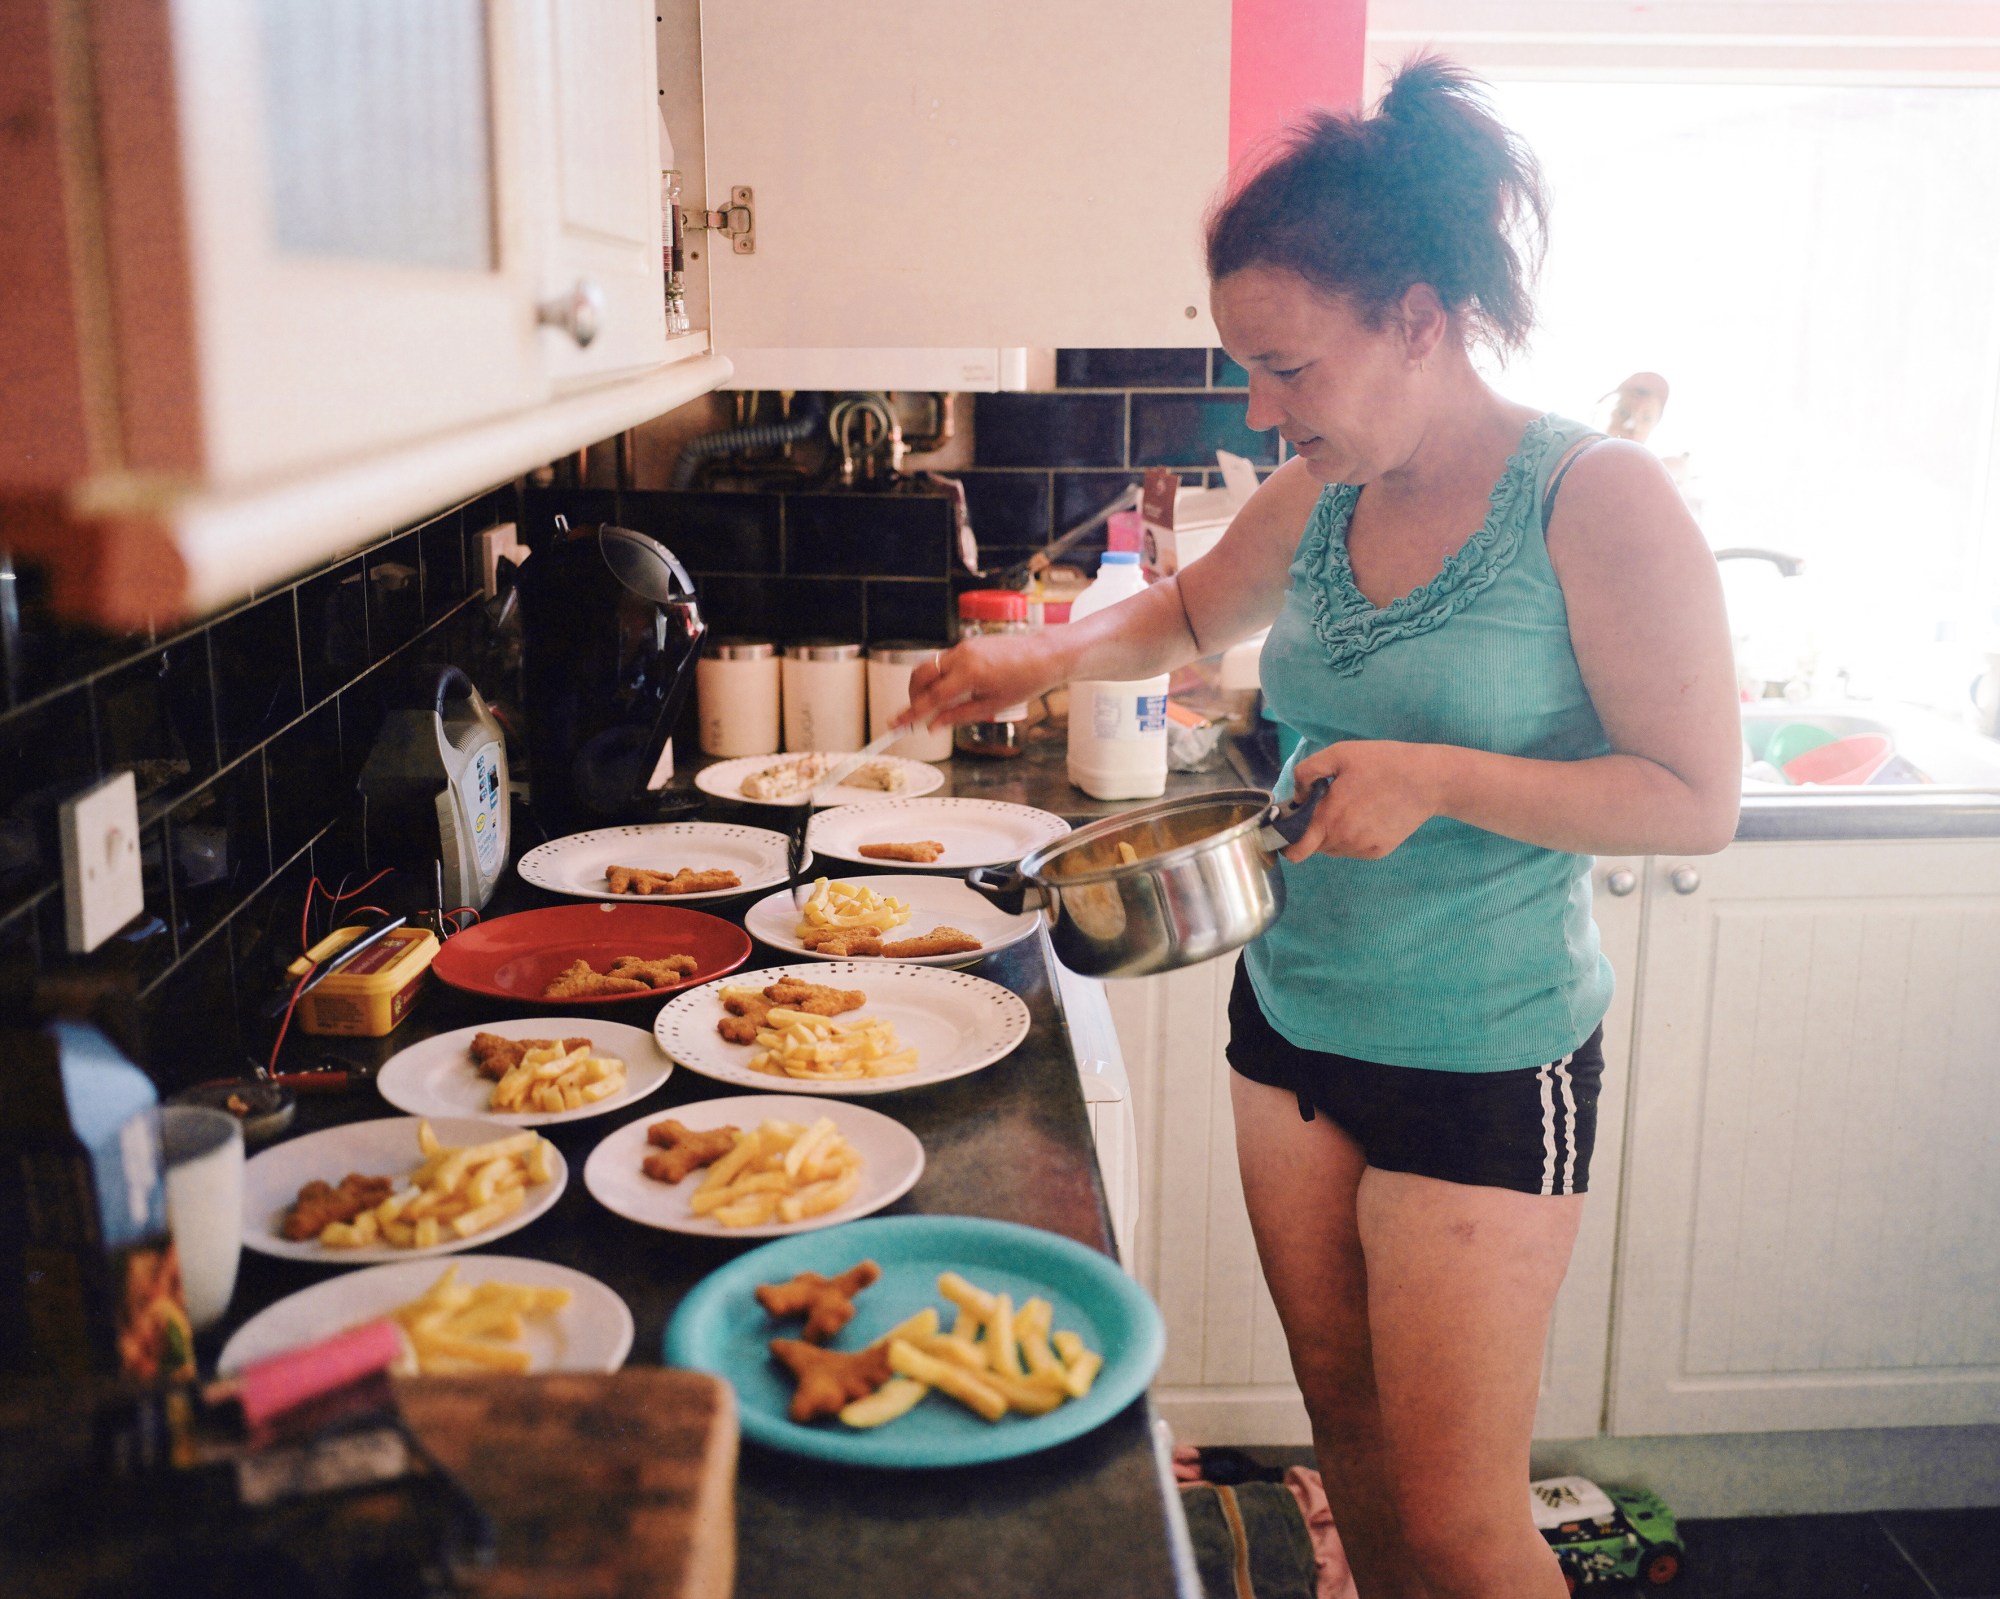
[[206, 787, 1204, 1599]]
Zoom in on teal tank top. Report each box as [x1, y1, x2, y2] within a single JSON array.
[[1245, 413, 1615, 1072]]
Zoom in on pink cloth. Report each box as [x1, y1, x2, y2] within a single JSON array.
[[1283, 1466, 1359, 1599]]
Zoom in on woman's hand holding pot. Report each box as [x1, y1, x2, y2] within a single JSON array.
[[1281, 741, 1446, 862]]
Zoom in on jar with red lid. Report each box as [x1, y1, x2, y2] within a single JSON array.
[[955, 589, 1031, 758]]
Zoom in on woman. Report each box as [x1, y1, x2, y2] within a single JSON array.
[[901, 57, 1740, 1599]]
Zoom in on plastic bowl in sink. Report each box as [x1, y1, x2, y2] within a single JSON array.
[[1782, 732, 1893, 786]]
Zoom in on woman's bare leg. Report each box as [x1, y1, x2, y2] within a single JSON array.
[[1230, 1072, 1431, 1599], [1356, 1169, 1583, 1599]]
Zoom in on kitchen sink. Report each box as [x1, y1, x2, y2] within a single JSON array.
[[1741, 700, 2000, 791]]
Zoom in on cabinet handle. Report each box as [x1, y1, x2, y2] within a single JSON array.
[[1604, 868, 1636, 897], [1669, 866, 1700, 895], [537, 279, 605, 348]]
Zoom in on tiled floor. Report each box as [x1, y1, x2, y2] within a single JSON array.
[[1217, 1452, 2000, 1596]]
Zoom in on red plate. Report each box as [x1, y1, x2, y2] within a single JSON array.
[[432, 903, 752, 1006]]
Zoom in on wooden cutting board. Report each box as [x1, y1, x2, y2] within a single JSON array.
[[399, 1369, 738, 1599]]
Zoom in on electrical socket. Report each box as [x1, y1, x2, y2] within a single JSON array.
[[61, 771, 144, 953]]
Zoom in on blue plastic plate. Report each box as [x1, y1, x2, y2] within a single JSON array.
[[663, 1214, 1164, 1468]]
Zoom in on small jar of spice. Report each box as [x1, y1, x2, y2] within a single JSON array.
[[955, 589, 1031, 758]]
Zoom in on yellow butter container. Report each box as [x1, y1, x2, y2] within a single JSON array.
[[285, 925, 440, 1037]]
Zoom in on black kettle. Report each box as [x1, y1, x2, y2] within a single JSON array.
[[515, 516, 706, 835]]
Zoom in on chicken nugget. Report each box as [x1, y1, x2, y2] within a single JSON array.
[[606, 865, 742, 895], [717, 987, 775, 1044], [880, 926, 983, 959], [756, 1260, 881, 1343], [769, 1338, 895, 1424], [642, 1119, 740, 1183], [764, 977, 867, 1017], [606, 953, 701, 988], [798, 927, 883, 957], [469, 1031, 592, 1081], [542, 960, 651, 1000], [857, 840, 945, 863]]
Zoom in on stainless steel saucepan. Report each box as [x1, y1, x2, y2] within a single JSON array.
[[964, 779, 1330, 978]]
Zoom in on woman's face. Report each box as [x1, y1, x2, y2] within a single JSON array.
[[1211, 266, 1418, 485]]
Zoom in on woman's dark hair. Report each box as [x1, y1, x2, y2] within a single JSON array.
[[1206, 54, 1548, 353]]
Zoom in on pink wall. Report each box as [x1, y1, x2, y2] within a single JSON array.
[[1229, 0, 1368, 175]]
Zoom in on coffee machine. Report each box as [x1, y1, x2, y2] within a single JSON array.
[[515, 517, 706, 836]]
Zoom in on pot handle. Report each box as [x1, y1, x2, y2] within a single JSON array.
[[1258, 775, 1332, 851], [964, 865, 1050, 916]]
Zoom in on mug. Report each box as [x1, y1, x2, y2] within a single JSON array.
[[159, 1105, 245, 1331]]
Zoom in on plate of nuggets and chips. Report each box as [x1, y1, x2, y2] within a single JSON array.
[[804, 797, 1070, 871], [582, 1093, 924, 1239], [663, 1214, 1166, 1467], [218, 1255, 634, 1377], [515, 821, 804, 904], [741, 873, 1042, 968], [693, 751, 945, 809], [242, 1115, 568, 1263], [375, 1018, 674, 1127], [651, 961, 1032, 1096], [430, 902, 752, 1007]]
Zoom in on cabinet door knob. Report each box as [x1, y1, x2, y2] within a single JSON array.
[[1604, 868, 1637, 897], [537, 279, 605, 348], [1669, 866, 1701, 895]]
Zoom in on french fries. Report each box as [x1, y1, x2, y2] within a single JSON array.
[[379, 1264, 573, 1375], [749, 1010, 918, 1081], [317, 1121, 555, 1250], [795, 876, 912, 938], [488, 1041, 627, 1114], [680, 1117, 866, 1227], [771, 1267, 1106, 1429]]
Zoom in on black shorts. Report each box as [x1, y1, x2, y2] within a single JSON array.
[[1225, 963, 1604, 1196]]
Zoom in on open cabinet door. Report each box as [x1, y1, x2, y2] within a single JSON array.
[[698, 0, 1230, 358]]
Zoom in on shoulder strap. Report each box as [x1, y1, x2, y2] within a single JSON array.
[[1540, 433, 1611, 536]]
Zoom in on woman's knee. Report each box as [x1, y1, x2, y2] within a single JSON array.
[[1392, 1504, 1555, 1596]]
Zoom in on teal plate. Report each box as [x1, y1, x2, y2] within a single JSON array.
[[663, 1215, 1165, 1468]]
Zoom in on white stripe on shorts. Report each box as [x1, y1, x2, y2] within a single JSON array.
[[1538, 1063, 1557, 1195], [1555, 1054, 1579, 1194]]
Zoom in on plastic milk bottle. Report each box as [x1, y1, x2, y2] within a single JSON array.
[[1066, 552, 1169, 800]]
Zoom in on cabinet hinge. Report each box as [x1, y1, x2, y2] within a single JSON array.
[[682, 186, 754, 254]]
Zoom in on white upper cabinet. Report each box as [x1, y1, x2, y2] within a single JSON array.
[[6, 0, 726, 626], [681, 0, 1231, 388]]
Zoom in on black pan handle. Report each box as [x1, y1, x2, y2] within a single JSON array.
[[964, 865, 1050, 917], [1259, 775, 1332, 850]]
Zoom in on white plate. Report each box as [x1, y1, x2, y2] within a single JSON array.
[[242, 1116, 567, 1263], [654, 961, 1033, 1096], [807, 797, 1070, 870], [217, 1256, 632, 1376], [694, 752, 946, 809], [375, 1019, 674, 1127], [582, 1094, 924, 1239], [743, 874, 1041, 968], [516, 822, 802, 904]]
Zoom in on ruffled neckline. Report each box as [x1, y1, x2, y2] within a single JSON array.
[[1293, 412, 1559, 676]]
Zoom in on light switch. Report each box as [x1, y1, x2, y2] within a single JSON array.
[[61, 771, 145, 953]]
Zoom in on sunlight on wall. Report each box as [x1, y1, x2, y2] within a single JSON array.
[[1483, 82, 2000, 707]]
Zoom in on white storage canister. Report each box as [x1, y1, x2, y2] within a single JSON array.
[[783, 640, 866, 752], [697, 638, 780, 758], [1066, 551, 1169, 800], [867, 642, 955, 762]]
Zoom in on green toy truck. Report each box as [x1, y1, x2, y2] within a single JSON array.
[[1531, 1476, 1685, 1591]]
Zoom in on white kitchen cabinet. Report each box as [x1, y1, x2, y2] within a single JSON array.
[[661, 0, 1235, 391], [1610, 838, 2000, 1435], [1108, 859, 1644, 1445], [7, 0, 726, 625]]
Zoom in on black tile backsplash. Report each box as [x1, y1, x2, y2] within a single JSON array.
[[973, 393, 1127, 468], [1212, 348, 1250, 389], [957, 471, 1052, 549], [864, 581, 954, 645], [787, 493, 956, 579], [623, 490, 782, 575], [1132, 393, 1280, 468], [0, 484, 514, 1092], [210, 592, 303, 760], [1058, 348, 1209, 389]]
